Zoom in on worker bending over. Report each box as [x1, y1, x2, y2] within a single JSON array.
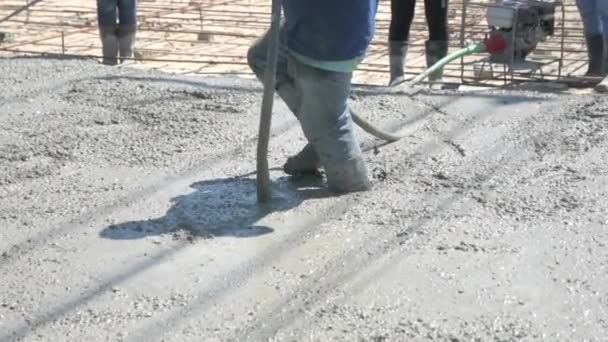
[[389, 0, 449, 85], [97, 0, 137, 65], [247, 0, 377, 193]]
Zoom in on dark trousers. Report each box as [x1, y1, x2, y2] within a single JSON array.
[[97, 0, 137, 27], [389, 0, 449, 42]]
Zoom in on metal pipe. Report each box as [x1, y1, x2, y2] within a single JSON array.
[[0, 0, 45, 24]]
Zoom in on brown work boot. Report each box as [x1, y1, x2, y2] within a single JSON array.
[[283, 143, 321, 176]]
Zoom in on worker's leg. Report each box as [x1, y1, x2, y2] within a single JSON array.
[[291, 57, 371, 193], [388, 0, 416, 85], [247, 26, 321, 175], [599, 0, 608, 74], [424, 0, 449, 81], [577, 0, 604, 76], [117, 0, 137, 63], [96, 0, 119, 65], [594, 0, 608, 90]]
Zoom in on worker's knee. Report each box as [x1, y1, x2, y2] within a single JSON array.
[[246, 44, 260, 74], [247, 38, 267, 78]]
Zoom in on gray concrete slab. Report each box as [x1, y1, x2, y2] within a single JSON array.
[[1, 57, 607, 342]]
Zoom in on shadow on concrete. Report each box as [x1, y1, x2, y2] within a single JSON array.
[[99, 174, 329, 241], [0, 172, 336, 342]]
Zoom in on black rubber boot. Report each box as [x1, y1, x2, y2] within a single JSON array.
[[595, 76, 608, 92], [388, 41, 408, 86], [324, 156, 372, 194], [597, 37, 608, 93], [283, 143, 321, 176], [99, 26, 118, 66], [584, 34, 604, 77], [117, 25, 137, 64], [603, 36, 608, 76], [425, 40, 448, 81]]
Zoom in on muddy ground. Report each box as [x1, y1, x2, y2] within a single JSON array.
[[0, 57, 607, 342]]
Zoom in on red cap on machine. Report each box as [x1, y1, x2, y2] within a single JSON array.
[[483, 32, 507, 55]]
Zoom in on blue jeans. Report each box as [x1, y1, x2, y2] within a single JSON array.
[[97, 0, 137, 27], [247, 26, 362, 165], [577, 0, 608, 36]]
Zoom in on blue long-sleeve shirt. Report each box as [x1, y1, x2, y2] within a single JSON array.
[[283, 0, 378, 72]]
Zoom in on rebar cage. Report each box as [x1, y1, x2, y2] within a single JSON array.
[[0, 0, 588, 86]]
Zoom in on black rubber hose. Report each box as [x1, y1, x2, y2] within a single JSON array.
[[350, 44, 486, 142], [351, 110, 404, 142]]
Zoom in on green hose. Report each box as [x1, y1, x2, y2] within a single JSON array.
[[408, 43, 485, 86]]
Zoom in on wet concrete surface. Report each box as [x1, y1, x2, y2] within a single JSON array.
[[1, 57, 607, 341]]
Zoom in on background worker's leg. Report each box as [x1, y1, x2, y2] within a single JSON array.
[[388, 0, 416, 85], [97, 0, 119, 65], [599, 0, 608, 74], [247, 26, 320, 175], [117, 0, 137, 63], [593, 0, 608, 91], [292, 58, 371, 193], [577, 0, 604, 76], [424, 0, 449, 81]]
